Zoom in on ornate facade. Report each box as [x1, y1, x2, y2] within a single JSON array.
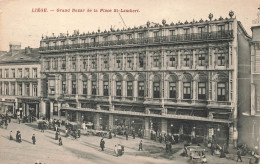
[[39, 12, 251, 147]]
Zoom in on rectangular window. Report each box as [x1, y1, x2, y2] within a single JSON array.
[[217, 54, 225, 66], [61, 58, 66, 69], [62, 81, 66, 94], [198, 82, 206, 99], [92, 81, 96, 95], [103, 55, 109, 69], [5, 69, 9, 78], [25, 68, 29, 78], [11, 69, 15, 78], [33, 84, 37, 96], [116, 35, 121, 41], [127, 34, 132, 40], [53, 106, 58, 116], [18, 69, 22, 78], [139, 54, 144, 68], [183, 82, 191, 99], [25, 83, 30, 96], [127, 81, 133, 97], [138, 33, 144, 39], [169, 82, 176, 98], [103, 81, 109, 96], [116, 56, 122, 68], [169, 56, 177, 67], [49, 79, 55, 95], [33, 68, 37, 78], [116, 81, 122, 97], [71, 57, 76, 69], [127, 57, 132, 68], [103, 36, 108, 42], [5, 83, 9, 95], [217, 83, 226, 101], [46, 60, 50, 70], [11, 83, 15, 95], [72, 80, 76, 94], [18, 83, 22, 95], [184, 28, 190, 40], [183, 55, 190, 67], [153, 82, 160, 98], [153, 56, 160, 67], [198, 54, 205, 66], [83, 81, 87, 95], [53, 58, 58, 69], [82, 59, 87, 69], [138, 81, 144, 97], [91, 56, 97, 69], [0, 69, 2, 78]]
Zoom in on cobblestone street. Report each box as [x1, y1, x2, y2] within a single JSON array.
[[0, 120, 251, 164]]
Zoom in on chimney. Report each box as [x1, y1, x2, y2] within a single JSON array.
[[9, 42, 21, 55], [25, 46, 31, 54]]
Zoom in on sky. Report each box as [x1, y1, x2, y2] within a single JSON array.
[[0, 0, 259, 51]]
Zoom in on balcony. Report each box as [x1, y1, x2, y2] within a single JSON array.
[[39, 30, 233, 52]]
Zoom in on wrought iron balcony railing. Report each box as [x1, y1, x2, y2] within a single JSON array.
[[40, 30, 233, 51]]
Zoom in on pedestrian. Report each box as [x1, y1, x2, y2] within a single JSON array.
[[55, 131, 59, 140], [139, 140, 143, 151], [65, 129, 68, 137], [16, 131, 19, 142], [126, 132, 128, 140], [5, 120, 8, 129], [237, 148, 243, 162], [18, 117, 21, 124], [78, 129, 81, 138], [100, 138, 105, 151], [114, 145, 118, 157], [32, 134, 36, 145], [159, 133, 162, 143], [132, 131, 135, 139], [10, 131, 13, 140], [211, 142, 215, 155], [59, 137, 63, 146], [18, 132, 22, 143]]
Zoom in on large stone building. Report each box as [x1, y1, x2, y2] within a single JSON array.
[[0, 43, 42, 119], [39, 11, 251, 147], [240, 7, 260, 152]]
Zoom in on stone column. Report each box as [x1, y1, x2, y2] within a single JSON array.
[[87, 77, 92, 98], [109, 114, 114, 130], [133, 80, 138, 100], [161, 118, 167, 134], [94, 113, 100, 130], [40, 100, 46, 118], [193, 80, 197, 101], [144, 117, 150, 138], [57, 102, 61, 119], [122, 80, 126, 99], [178, 50, 181, 69], [50, 101, 53, 119], [36, 103, 38, 119], [178, 80, 182, 100]]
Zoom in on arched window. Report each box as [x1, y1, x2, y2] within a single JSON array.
[[153, 75, 161, 98], [103, 74, 109, 96], [115, 74, 122, 97], [183, 74, 192, 99], [198, 74, 207, 100], [138, 74, 145, 97], [126, 74, 134, 97], [61, 75, 66, 94], [216, 73, 228, 101], [82, 74, 88, 95], [169, 75, 178, 99], [91, 74, 97, 95], [71, 74, 76, 94]]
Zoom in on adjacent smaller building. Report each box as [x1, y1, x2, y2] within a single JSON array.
[[0, 43, 42, 119]]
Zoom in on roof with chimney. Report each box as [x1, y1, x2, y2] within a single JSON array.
[[0, 47, 40, 65]]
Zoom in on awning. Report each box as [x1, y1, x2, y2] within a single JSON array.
[[61, 107, 232, 124]]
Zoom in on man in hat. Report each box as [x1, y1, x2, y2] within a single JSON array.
[[100, 138, 105, 151], [59, 137, 63, 146], [139, 140, 143, 151], [32, 134, 36, 145]]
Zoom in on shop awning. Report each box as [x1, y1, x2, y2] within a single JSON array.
[[61, 107, 232, 124]]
